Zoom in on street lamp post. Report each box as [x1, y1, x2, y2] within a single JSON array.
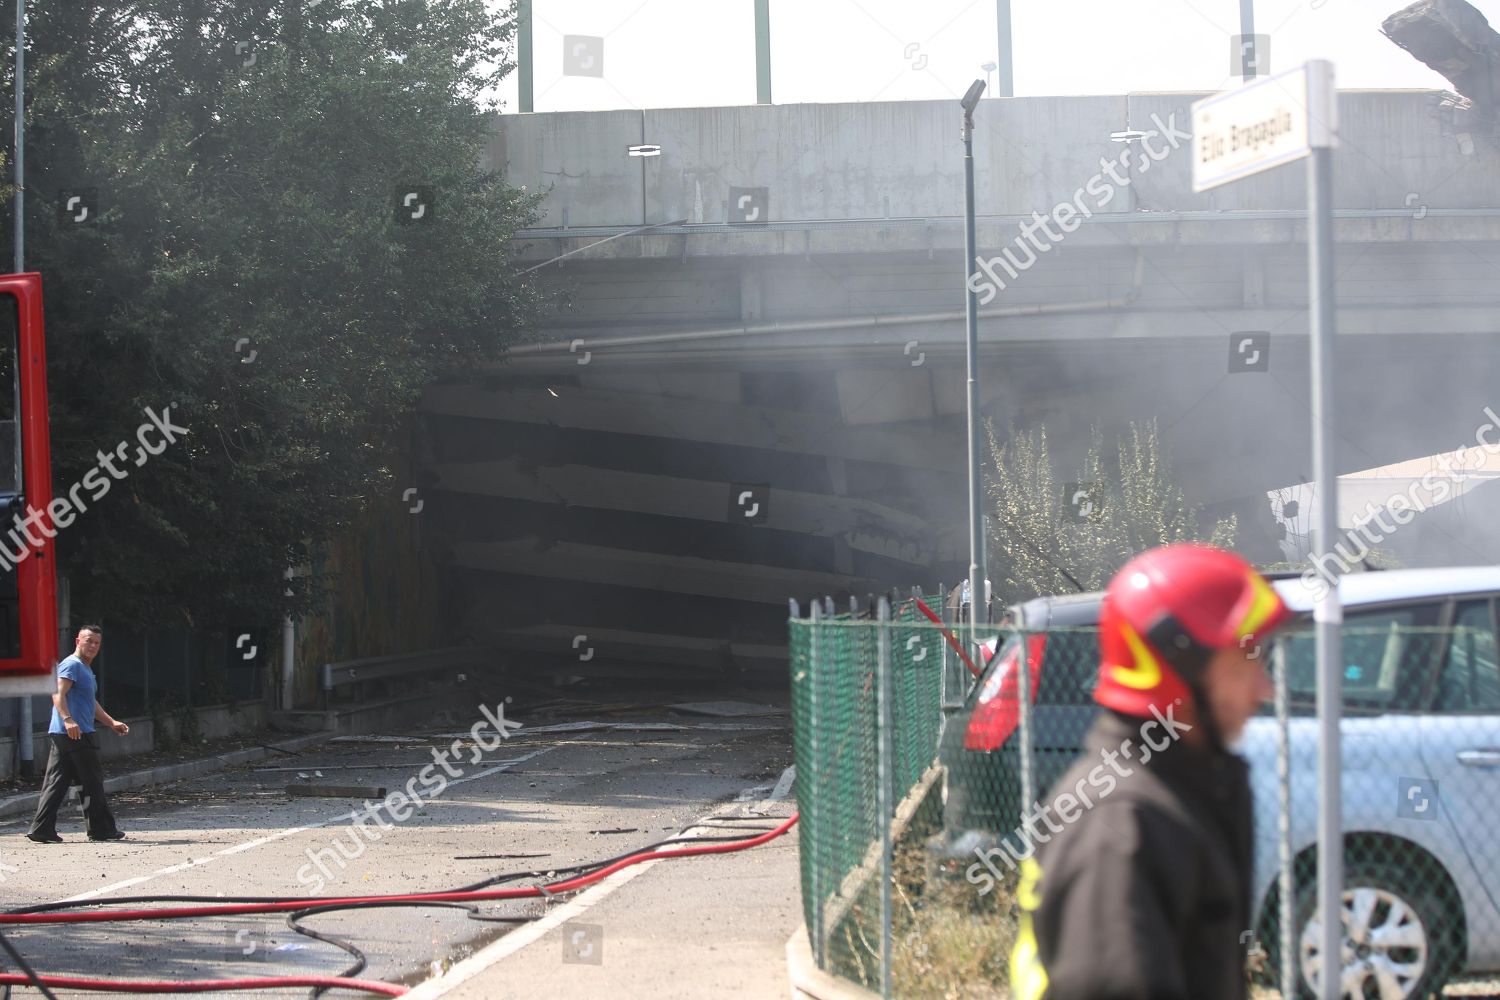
[[961, 80, 987, 628]]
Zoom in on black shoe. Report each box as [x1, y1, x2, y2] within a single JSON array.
[[88, 830, 125, 841], [25, 832, 63, 844]]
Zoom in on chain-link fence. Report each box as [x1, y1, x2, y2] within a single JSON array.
[[792, 593, 1500, 999], [791, 589, 1003, 996]]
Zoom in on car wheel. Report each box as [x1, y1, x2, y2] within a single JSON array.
[[1291, 862, 1458, 1000]]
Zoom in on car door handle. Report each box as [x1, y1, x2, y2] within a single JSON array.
[[1457, 749, 1500, 767]]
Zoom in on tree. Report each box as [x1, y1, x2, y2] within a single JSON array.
[[1, 1, 543, 629], [986, 419, 1237, 604]]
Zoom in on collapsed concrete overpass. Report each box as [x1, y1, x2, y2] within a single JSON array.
[[418, 90, 1500, 677]]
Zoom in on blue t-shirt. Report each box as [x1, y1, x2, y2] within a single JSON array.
[[48, 655, 96, 734]]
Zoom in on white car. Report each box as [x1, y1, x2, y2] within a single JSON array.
[[1243, 567, 1500, 998]]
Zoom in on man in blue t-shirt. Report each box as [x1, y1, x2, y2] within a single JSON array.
[[25, 625, 131, 843]]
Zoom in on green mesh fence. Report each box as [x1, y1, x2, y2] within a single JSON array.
[[795, 603, 1500, 999], [789, 593, 952, 993]]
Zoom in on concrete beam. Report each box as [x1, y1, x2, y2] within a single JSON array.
[[492, 304, 1500, 372], [452, 537, 885, 606], [421, 384, 959, 472], [495, 92, 1499, 231], [430, 458, 937, 564], [510, 212, 1500, 267], [482, 623, 732, 667]]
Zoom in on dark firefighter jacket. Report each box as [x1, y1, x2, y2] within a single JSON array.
[[1008, 708, 1255, 1000]]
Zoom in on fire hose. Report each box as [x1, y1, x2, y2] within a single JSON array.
[[0, 812, 799, 997]]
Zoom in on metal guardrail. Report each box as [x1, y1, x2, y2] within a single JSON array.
[[318, 646, 494, 707]]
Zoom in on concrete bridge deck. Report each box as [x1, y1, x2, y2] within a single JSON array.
[[417, 92, 1500, 676]]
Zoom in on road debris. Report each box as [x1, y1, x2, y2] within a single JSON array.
[[285, 783, 388, 799]]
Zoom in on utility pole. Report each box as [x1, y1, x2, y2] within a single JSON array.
[[995, 0, 1014, 96], [518, 0, 533, 112], [755, 0, 772, 104], [960, 80, 988, 631]]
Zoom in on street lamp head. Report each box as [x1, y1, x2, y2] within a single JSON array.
[[981, 61, 997, 73], [960, 79, 986, 113]]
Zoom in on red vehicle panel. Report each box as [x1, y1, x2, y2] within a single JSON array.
[[0, 272, 58, 693]]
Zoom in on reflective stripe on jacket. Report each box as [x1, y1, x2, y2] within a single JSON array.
[[1007, 708, 1255, 1000]]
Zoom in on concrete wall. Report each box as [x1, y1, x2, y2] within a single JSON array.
[[491, 92, 1498, 228], [0, 701, 268, 780]]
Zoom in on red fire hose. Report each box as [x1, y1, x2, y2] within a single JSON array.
[[914, 597, 982, 677], [0, 813, 799, 995]]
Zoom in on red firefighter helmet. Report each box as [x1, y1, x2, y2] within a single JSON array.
[[1095, 543, 1293, 718]]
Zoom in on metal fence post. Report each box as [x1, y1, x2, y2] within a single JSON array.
[[876, 595, 894, 998], [1275, 639, 1295, 995], [1016, 625, 1035, 825], [808, 597, 824, 968], [937, 582, 961, 715]]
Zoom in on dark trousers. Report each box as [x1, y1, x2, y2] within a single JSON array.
[[28, 732, 119, 838]]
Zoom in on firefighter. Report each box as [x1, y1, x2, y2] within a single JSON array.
[[1008, 543, 1293, 1000]]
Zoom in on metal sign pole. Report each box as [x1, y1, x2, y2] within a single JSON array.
[[1239, 0, 1258, 78], [1275, 640, 1295, 995], [1306, 60, 1343, 1000], [1190, 58, 1339, 997]]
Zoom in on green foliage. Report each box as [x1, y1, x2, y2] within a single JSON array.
[[986, 419, 1237, 604], [149, 693, 203, 749], [0, 2, 543, 629]]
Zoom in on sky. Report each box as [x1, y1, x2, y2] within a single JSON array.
[[490, 0, 1497, 113]]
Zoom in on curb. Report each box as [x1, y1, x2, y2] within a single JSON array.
[[785, 925, 882, 1000], [0, 731, 333, 822]]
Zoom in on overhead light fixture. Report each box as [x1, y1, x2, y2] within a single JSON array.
[[960, 80, 986, 114], [627, 144, 662, 157], [1110, 130, 1148, 143], [546, 387, 559, 397]]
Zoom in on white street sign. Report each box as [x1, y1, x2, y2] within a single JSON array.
[[1192, 61, 1337, 192]]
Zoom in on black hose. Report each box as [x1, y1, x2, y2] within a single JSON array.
[[287, 900, 535, 1000], [0, 824, 768, 997], [0, 928, 59, 1000]]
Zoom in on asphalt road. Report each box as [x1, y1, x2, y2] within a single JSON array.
[[0, 693, 799, 998]]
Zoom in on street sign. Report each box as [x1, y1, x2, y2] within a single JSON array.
[[1193, 59, 1346, 1000], [1192, 61, 1337, 192]]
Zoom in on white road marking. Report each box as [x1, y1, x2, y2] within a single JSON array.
[[749, 766, 796, 816], [403, 781, 787, 999], [55, 745, 557, 904]]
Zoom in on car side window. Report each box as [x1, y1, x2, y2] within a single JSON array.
[[1279, 603, 1440, 713], [1437, 601, 1500, 713]]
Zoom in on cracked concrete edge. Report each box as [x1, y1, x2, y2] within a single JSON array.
[[0, 731, 334, 821], [785, 924, 883, 1000]]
